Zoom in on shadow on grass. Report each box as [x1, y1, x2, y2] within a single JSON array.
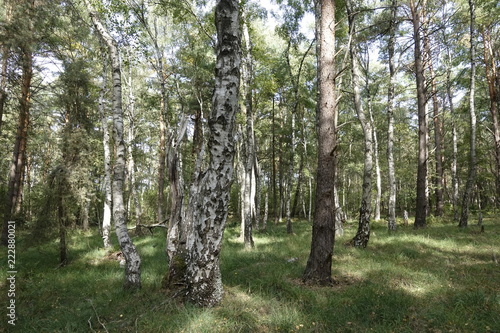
[[2, 219, 499, 332]]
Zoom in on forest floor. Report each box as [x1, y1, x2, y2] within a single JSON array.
[[1, 216, 499, 332]]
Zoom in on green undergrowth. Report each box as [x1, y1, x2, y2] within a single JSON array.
[[1, 218, 499, 332]]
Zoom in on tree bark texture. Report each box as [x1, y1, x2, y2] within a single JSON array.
[[241, 14, 255, 248], [410, 0, 428, 229], [387, 0, 397, 231], [125, 60, 142, 233], [165, 117, 188, 286], [348, 1, 372, 248], [99, 60, 112, 249], [183, 0, 240, 307], [459, 0, 477, 228], [303, 0, 336, 285], [87, 2, 141, 289]]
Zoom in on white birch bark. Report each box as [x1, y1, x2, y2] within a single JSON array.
[[99, 60, 112, 248], [184, 0, 240, 307], [87, 1, 141, 289], [386, 0, 397, 231], [348, 0, 372, 248]]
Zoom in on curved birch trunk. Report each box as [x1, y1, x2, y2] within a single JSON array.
[[87, 1, 141, 289], [183, 0, 240, 307]]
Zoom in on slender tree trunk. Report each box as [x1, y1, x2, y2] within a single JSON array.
[[1, 44, 32, 246], [368, 82, 381, 221], [0, 48, 8, 137], [125, 59, 142, 234], [87, 2, 141, 289], [165, 117, 188, 286], [158, 97, 167, 224], [303, 0, 337, 285], [286, 112, 295, 234], [333, 184, 344, 236], [272, 96, 278, 224], [82, 199, 90, 231], [254, 160, 261, 229], [99, 60, 113, 249], [459, 0, 477, 228], [348, 1, 372, 248], [423, 27, 444, 217], [449, 79, 459, 222], [263, 184, 269, 230], [183, 0, 240, 307], [292, 154, 305, 217], [410, 0, 428, 229], [387, 0, 397, 231], [58, 183, 67, 265], [443, 30, 460, 221], [241, 14, 255, 247]]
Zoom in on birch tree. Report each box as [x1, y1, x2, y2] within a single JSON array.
[[347, 0, 372, 248], [86, 0, 141, 289], [99, 60, 112, 248], [386, 0, 398, 231], [182, 0, 240, 307]]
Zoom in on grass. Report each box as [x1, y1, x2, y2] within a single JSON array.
[[1, 217, 499, 332]]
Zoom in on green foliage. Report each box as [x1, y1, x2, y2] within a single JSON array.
[[3, 218, 499, 332]]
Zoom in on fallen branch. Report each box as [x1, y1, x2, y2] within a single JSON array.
[[87, 299, 109, 333], [128, 222, 168, 234]]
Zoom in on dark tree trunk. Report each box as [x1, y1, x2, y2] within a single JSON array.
[[303, 0, 337, 285], [459, 0, 477, 228], [410, 0, 428, 229]]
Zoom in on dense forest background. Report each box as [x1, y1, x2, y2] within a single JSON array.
[[2, 0, 499, 234]]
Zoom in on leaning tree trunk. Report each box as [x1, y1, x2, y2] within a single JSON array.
[[87, 2, 141, 289], [459, 0, 477, 228], [303, 0, 337, 285], [182, 0, 240, 307], [347, 1, 373, 248], [387, 0, 397, 231], [410, 0, 428, 229]]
